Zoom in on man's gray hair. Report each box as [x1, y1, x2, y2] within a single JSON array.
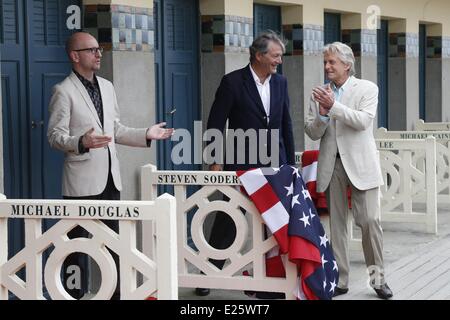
[[250, 31, 286, 63], [323, 42, 356, 76]]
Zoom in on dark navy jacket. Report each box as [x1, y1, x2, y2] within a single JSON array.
[[206, 65, 295, 171]]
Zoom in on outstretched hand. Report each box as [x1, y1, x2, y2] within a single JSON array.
[[147, 122, 174, 140], [82, 128, 111, 149]]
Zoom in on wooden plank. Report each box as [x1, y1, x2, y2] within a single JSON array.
[[389, 251, 450, 293], [387, 240, 450, 277], [342, 240, 450, 299], [395, 256, 450, 299], [411, 261, 450, 300]]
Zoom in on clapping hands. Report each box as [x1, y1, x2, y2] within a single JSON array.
[[313, 84, 335, 116]]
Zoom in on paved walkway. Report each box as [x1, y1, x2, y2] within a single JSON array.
[[180, 204, 450, 300]]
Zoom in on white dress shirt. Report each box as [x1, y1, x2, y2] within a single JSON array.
[[250, 64, 271, 120]]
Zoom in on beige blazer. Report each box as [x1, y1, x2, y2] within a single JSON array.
[[304, 76, 383, 192], [47, 72, 148, 197]]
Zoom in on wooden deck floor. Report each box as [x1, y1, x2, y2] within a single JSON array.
[[336, 236, 450, 300]]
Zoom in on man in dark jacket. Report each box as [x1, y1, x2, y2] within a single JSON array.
[[196, 31, 295, 297]]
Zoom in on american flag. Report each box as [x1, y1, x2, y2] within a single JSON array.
[[301, 150, 328, 211], [237, 165, 339, 300]]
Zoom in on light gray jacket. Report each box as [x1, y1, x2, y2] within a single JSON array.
[[304, 76, 383, 192], [47, 72, 148, 197]]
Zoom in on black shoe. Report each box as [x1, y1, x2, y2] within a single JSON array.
[[244, 290, 285, 299], [195, 288, 210, 296], [111, 292, 120, 300], [373, 283, 393, 300], [333, 287, 349, 297], [255, 291, 285, 299]]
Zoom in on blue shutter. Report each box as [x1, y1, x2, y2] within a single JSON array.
[[419, 24, 426, 121], [1, 0, 19, 44], [253, 4, 281, 37], [324, 13, 341, 45], [377, 20, 389, 128]]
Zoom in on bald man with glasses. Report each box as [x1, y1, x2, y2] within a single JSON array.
[[47, 32, 173, 299]]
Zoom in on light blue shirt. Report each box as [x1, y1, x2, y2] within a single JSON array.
[[319, 76, 351, 123]]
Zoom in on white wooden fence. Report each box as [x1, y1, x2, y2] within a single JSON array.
[[141, 165, 298, 299], [0, 194, 177, 300], [415, 119, 450, 131], [376, 128, 450, 205]]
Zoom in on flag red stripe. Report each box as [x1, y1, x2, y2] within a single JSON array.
[[249, 182, 281, 214], [301, 268, 319, 300], [289, 236, 321, 269], [290, 237, 321, 300], [273, 224, 289, 254]]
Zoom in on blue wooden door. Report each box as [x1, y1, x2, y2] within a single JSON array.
[[324, 13, 341, 45], [253, 3, 282, 73], [1, 0, 79, 200], [27, 0, 79, 199], [154, 0, 200, 173], [1, 0, 29, 200], [419, 24, 426, 121], [154, 0, 200, 248], [1, 0, 80, 264], [1, 0, 28, 260], [377, 20, 389, 128]]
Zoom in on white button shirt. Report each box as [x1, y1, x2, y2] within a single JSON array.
[[250, 64, 271, 120]]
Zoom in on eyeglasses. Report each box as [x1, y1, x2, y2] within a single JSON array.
[[73, 47, 104, 54]]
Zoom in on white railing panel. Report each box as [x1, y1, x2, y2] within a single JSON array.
[[0, 196, 177, 300], [141, 165, 298, 299], [415, 119, 450, 131], [376, 138, 437, 234], [376, 128, 450, 205]]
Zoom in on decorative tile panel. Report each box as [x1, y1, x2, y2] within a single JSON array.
[[389, 33, 418, 58], [82, 4, 154, 52], [443, 37, 450, 59], [342, 29, 361, 57], [361, 29, 377, 57], [406, 33, 419, 58], [427, 36, 442, 58], [303, 24, 324, 56], [282, 24, 303, 56], [201, 15, 253, 53]]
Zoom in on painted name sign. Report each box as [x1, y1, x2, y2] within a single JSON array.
[[398, 132, 450, 140], [377, 131, 450, 141], [0, 201, 153, 220], [154, 173, 240, 185]]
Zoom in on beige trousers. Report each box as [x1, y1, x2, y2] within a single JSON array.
[[326, 158, 385, 289]]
